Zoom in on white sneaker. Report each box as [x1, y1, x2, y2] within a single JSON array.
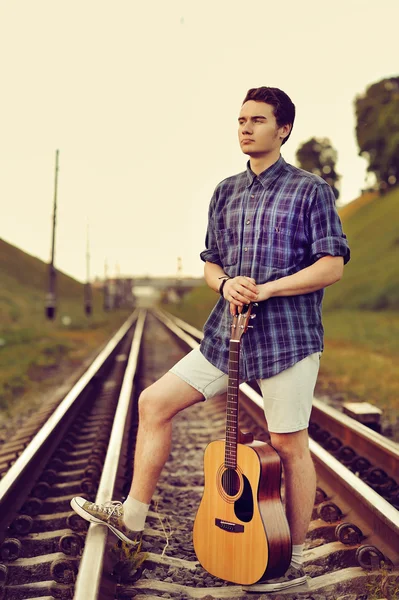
[[242, 565, 308, 592], [70, 496, 142, 546]]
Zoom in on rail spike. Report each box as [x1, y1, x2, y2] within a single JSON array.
[[318, 501, 343, 523], [335, 522, 364, 545], [314, 486, 328, 504], [0, 538, 21, 561], [50, 558, 78, 584], [356, 544, 393, 570]]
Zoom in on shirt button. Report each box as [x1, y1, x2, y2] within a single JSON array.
[[244, 247, 248, 252], [246, 219, 251, 225]]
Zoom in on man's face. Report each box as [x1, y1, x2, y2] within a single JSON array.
[[238, 101, 288, 156]]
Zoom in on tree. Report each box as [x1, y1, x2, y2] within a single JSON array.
[[355, 76, 399, 192], [296, 137, 340, 200]]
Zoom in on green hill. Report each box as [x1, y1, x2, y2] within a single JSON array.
[[0, 238, 129, 415], [0, 238, 98, 327], [323, 187, 399, 310]]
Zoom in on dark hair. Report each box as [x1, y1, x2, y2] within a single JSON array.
[[242, 87, 295, 145]]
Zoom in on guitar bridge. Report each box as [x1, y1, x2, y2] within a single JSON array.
[[215, 518, 244, 533]]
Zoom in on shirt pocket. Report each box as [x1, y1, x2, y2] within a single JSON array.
[[257, 226, 296, 268], [216, 228, 238, 267]]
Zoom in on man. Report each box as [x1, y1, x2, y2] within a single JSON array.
[[71, 86, 350, 593]]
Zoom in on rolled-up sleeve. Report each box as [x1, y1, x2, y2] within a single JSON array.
[[307, 183, 350, 265], [200, 189, 222, 265]]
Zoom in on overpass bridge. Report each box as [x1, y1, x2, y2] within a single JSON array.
[[132, 276, 204, 290], [94, 276, 205, 309], [131, 276, 204, 306]]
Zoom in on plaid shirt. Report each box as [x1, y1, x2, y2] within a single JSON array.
[[199, 154, 350, 381]]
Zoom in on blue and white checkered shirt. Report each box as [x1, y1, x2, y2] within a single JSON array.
[[199, 154, 350, 381]]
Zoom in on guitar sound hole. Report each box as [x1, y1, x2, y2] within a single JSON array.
[[234, 474, 254, 522], [222, 468, 240, 496]]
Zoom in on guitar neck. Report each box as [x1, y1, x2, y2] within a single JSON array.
[[225, 339, 240, 468]]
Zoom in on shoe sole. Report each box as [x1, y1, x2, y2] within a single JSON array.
[[70, 498, 139, 546], [242, 575, 308, 592]]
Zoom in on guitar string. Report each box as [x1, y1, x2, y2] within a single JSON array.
[[228, 341, 240, 495], [227, 308, 251, 495]]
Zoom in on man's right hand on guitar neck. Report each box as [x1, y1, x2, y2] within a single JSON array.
[[203, 261, 258, 315], [222, 276, 258, 315]]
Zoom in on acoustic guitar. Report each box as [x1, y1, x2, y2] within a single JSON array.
[[193, 303, 292, 585]]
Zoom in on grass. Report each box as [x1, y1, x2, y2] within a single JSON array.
[[318, 310, 399, 420], [0, 310, 131, 426], [323, 185, 399, 310], [162, 285, 217, 331], [0, 237, 131, 426]]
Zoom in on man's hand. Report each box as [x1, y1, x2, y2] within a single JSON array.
[[223, 276, 259, 315]]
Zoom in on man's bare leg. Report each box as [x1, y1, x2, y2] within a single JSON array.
[[129, 372, 204, 503], [69, 372, 204, 538], [270, 429, 316, 545]]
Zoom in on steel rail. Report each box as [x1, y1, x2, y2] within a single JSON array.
[[156, 308, 203, 340], [152, 308, 200, 351], [155, 308, 399, 566], [0, 310, 138, 543], [311, 441, 399, 562], [311, 398, 399, 480], [73, 308, 146, 600], [238, 384, 399, 562]]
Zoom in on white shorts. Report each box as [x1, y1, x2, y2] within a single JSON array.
[[169, 347, 320, 434]]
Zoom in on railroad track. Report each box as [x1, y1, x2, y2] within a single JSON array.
[[0, 308, 398, 599]]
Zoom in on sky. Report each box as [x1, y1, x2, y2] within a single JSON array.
[[1, 0, 398, 282]]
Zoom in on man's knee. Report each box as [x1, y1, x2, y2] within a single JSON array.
[[270, 429, 311, 462], [138, 386, 170, 424], [138, 372, 204, 426]]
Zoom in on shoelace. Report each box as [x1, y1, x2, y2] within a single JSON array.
[[89, 500, 123, 518]]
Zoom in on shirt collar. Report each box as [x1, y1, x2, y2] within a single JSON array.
[[245, 154, 286, 188]]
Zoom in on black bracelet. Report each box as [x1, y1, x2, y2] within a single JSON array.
[[218, 277, 231, 297]]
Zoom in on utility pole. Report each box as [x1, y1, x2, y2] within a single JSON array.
[[45, 150, 59, 320], [103, 259, 110, 311], [176, 256, 183, 299], [84, 222, 92, 315], [115, 262, 122, 309]]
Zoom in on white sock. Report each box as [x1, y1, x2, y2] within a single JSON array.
[[290, 544, 305, 569], [122, 496, 150, 531]]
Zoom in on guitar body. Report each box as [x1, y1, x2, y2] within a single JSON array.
[[193, 438, 291, 585]]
